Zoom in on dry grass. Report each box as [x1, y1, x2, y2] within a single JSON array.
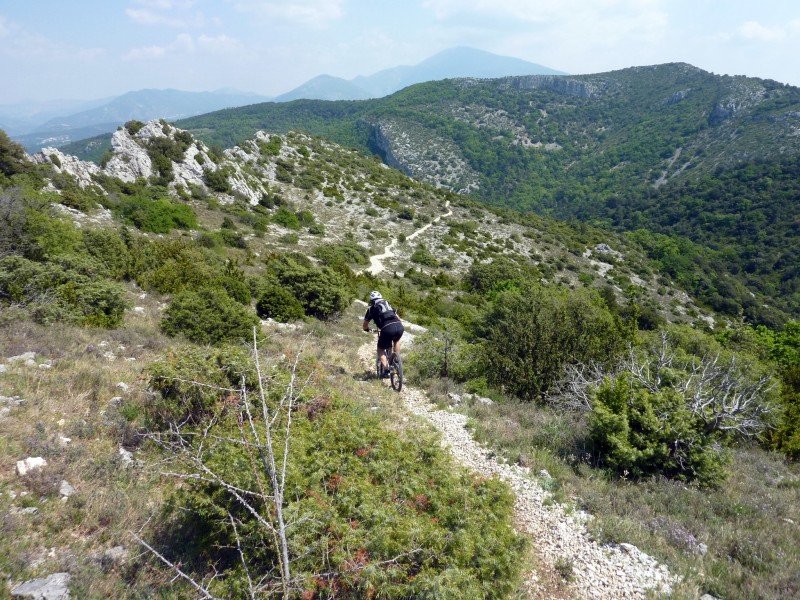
[[0, 306, 175, 597]]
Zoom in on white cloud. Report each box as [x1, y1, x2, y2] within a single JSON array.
[[735, 19, 800, 43], [124, 32, 244, 60], [422, 0, 665, 25], [0, 16, 104, 63], [227, 0, 345, 27], [126, 0, 206, 28]]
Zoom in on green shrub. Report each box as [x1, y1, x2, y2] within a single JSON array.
[[219, 228, 247, 249], [479, 283, 627, 401], [58, 279, 129, 328], [0, 255, 127, 327], [115, 195, 197, 233], [134, 240, 224, 294], [465, 257, 523, 293], [256, 285, 305, 322], [398, 206, 415, 220], [124, 120, 145, 135], [203, 167, 232, 193], [162, 394, 525, 598], [258, 136, 282, 156], [0, 131, 32, 178], [81, 227, 130, 279], [161, 288, 260, 345], [146, 345, 255, 428], [589, 375, 728, 486], [313, 241, 369, 268], [265, 255, 352, 319], [273, 206, 300, 230], [278, 232, 299, 244], [410, 245, 437, 267]]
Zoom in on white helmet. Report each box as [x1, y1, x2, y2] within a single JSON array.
[[369, 290, 382, 302]]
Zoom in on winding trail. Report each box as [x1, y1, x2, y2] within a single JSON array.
[[365, 201, 452, 276], [356, 336, 676, 599]]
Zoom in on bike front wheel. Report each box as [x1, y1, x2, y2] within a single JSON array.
[[390, 355, 403, 392]]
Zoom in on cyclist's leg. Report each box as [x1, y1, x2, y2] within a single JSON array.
[[392, 328, 404, 359], [376, 330, 390, 371], [376, 347, 388, 370]]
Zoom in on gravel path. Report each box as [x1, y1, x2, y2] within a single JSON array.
[[357, 341, 677, 599], [364, 202, 452, 276]]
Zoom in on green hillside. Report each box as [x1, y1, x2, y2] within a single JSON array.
[[171, 64, 800, 326]]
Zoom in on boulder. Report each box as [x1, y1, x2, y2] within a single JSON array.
[[101, 546, 129, 572], [7, 352, 36, 363], [16, 457, 47, 477], [118, 447, 134, 467], [447, 393, 462, 404], [11, 572, 71, 599], [59, 481, 76, 498]]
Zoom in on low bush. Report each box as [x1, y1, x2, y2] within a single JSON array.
[[265, 254, 352, 320], [478, 283, 627, 401], [313, 241, 370, 268], [256, 285, 305, 322], [410, 244, 437, 267], [0, 255, 127, 328], [145, 344, 255, 428], [157, 392, 526, 598], [202, 167, 232, 193], [161, 287, 260, 345], [114, 195, 197, 233], [589, 375, 728, 486]]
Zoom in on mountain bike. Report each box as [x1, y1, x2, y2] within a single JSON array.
[[371, 330, 403, 392]]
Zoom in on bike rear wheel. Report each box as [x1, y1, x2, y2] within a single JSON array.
[[390, 354, 403, 392]]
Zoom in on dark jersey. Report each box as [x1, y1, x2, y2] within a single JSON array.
[[364, 302, 401, 329]]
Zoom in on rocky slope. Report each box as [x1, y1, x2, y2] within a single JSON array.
[[28, 120, 715, 329]]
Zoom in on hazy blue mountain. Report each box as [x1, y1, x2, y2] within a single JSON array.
[[12, 89, 270, 152], [275, 75, 374, 102], [276, 46, 565, 101], [0, 97, 112, 136], [354, 46, 566, 98]]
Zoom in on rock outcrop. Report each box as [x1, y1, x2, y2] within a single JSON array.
[[29, 120, 269, 206]]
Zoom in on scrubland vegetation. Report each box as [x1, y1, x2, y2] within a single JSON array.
[[1, 121, 799, 599]]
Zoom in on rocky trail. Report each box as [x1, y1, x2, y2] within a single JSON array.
[[357, 210, 677, 597], [356, 338, 676, 599], [364, 201, 452, 276]]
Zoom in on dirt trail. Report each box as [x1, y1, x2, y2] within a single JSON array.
[[356, 337, 677, 599], [365, 201, 452, 276]]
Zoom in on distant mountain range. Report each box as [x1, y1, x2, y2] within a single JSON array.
[[2, 47, 563, 152], [3, 89, 270, 152], [275, 46, 566, 101]]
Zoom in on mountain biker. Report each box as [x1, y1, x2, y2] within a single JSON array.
[[362, 291, 404, 378]]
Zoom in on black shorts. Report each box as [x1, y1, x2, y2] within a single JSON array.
[[377, 320, 404, 350]]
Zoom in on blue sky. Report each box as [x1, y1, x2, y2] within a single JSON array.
[[1, 0, 799, 104]]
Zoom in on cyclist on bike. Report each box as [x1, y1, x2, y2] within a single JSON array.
[[362, 290, 404, 378]]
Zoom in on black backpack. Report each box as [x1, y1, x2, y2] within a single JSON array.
[[372, 299, 397, 327]]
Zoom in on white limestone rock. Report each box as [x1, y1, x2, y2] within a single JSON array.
[[11, 572, 71, 599], [30, 148, 100, 189], [104, 128, 152, 182], [16, 457, 47, 477]]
